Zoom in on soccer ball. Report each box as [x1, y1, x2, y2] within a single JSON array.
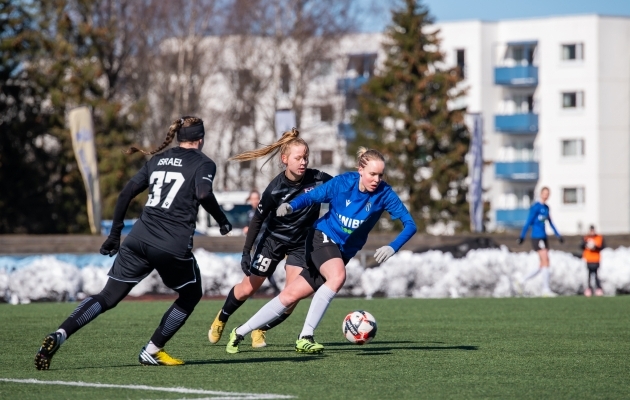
[[342, 310, 377, 345]]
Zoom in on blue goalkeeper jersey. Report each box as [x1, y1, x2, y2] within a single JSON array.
[[289, 172, 417, 259], [519, 201, 561, 240]]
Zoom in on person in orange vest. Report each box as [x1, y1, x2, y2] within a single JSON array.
[[581, 225, 605, 297]]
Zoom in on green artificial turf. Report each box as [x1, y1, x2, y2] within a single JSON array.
[[1, 296, 628, 399]]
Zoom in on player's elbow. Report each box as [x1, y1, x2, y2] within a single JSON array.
[[196, 189, 213, 202]]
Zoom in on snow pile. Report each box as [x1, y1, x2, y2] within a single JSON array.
[[2, 246, 630, 303], [361, 247, 630, 298]]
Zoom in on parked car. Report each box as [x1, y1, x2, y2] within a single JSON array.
[[101, 191, 251, 237], [196, 190, 251, 236]]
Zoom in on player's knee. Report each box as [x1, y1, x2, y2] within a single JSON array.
[[235, 281, 255, 298], [325, 272, 346, 292], [175, 284, 202, 313], [92, 293, 117, 312], [278, 292, 299, 308]]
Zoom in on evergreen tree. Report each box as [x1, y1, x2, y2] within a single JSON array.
[[351, 0, 470, 232], [0, 0, 147, 233]]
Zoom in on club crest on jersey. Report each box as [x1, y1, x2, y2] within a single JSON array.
[[365, 202, 371, 212], [345, 200, 351, 207], [304, 187, 314, 193], [157, 158, 182, 167]]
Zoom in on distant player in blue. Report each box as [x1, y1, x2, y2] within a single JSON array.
[[225, 148, 417, 353], [516, 186, 563, 296]]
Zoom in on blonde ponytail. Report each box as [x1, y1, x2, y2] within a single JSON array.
[[229, 127, 309, 165]]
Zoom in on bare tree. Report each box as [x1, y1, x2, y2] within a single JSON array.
[[137, 0, 226, 146]]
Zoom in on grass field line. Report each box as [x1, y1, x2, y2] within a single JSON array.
[[0, 378, 295, 399]]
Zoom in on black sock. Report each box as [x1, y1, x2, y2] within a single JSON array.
[[260, 312, 292, 331], [150, 303, 190, 348], [58, 279, 133, 339], [218, 287, 245, 323], [59, 296, 104, 338]]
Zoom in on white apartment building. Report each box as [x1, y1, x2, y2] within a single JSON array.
[[191, 15, 630, 235], [434, 14, 630, 234]]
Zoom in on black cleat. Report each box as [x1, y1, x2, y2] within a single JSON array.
[[35, 332, 63, 370]]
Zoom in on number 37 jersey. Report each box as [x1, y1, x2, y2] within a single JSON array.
[[127, 147, 217, 257]]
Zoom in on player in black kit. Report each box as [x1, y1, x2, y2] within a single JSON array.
[[208, 128, 332, 350], [34, 116, 232, 369]]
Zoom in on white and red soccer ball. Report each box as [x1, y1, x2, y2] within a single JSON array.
[[342, 310, 377, 345]]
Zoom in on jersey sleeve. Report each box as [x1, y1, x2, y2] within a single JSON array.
[[130, 161, 150, 185], [519, 204, 537, 239], [110, 168, 149, 238], [290, 174, 340, 210], [241, 183, 276, 252], [110, 176, 149, 237], [383, 188, 417, 252], [547, 213, 561, 238], [195, 161, 228, 226]]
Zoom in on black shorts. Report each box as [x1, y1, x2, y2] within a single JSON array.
[[531, 238, 549, 251], [108, 235, 200, 290], [586, 262, 600, 272], [249, 231, 307, 277], [300, 229, 350, 291]]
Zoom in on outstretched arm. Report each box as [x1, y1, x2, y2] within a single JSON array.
[[196, 162, 231, 235], [519, 205, 537, 240], [100, 166, 149, 256], [547, 215, 561, 238], [289, 175, 339, 211], [374, 189, 417, 264]]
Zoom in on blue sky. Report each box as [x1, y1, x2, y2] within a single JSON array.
[[361, 0, 630, 32]]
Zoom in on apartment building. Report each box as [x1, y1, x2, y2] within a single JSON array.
[[192, 15, 630, 234], [434, 15, 630, 234]]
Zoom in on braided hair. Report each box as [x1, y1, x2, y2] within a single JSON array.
[[125, 116, 203, 155]]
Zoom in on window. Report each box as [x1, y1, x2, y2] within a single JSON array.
[[563, 187, 585, 205], [281, 63, 290, 94], [562, 139, 584, 157], [562, 43, 584, 60], [456, 49, 465, 79], [346, 53, 377, 77], [513, 94, 535, 113], [562, 91, 584, 108], [319, 105, 333, 123], [320, 150, 333, 165]]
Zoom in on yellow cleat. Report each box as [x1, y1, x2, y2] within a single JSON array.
[[251, 329, 267, 348], [208, 311, 226, 344], [138, 347, 184, 366]]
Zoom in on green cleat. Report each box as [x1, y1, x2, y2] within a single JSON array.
[[226, 327, 244, 354], [295, 336, 324, 353]]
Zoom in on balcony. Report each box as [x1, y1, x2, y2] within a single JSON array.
[[336, 76, 369, 94], [495, 161, 539, 181], [496, 208, 529, 228], [495, 113, 538, 133], [494, 66, 538, 86]]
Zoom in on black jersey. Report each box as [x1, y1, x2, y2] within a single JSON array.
[[126, 147, 223, 257], [242, 169, 332, 251]]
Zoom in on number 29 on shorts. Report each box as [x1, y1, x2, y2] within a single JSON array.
[[253, 254, 272, 272]]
